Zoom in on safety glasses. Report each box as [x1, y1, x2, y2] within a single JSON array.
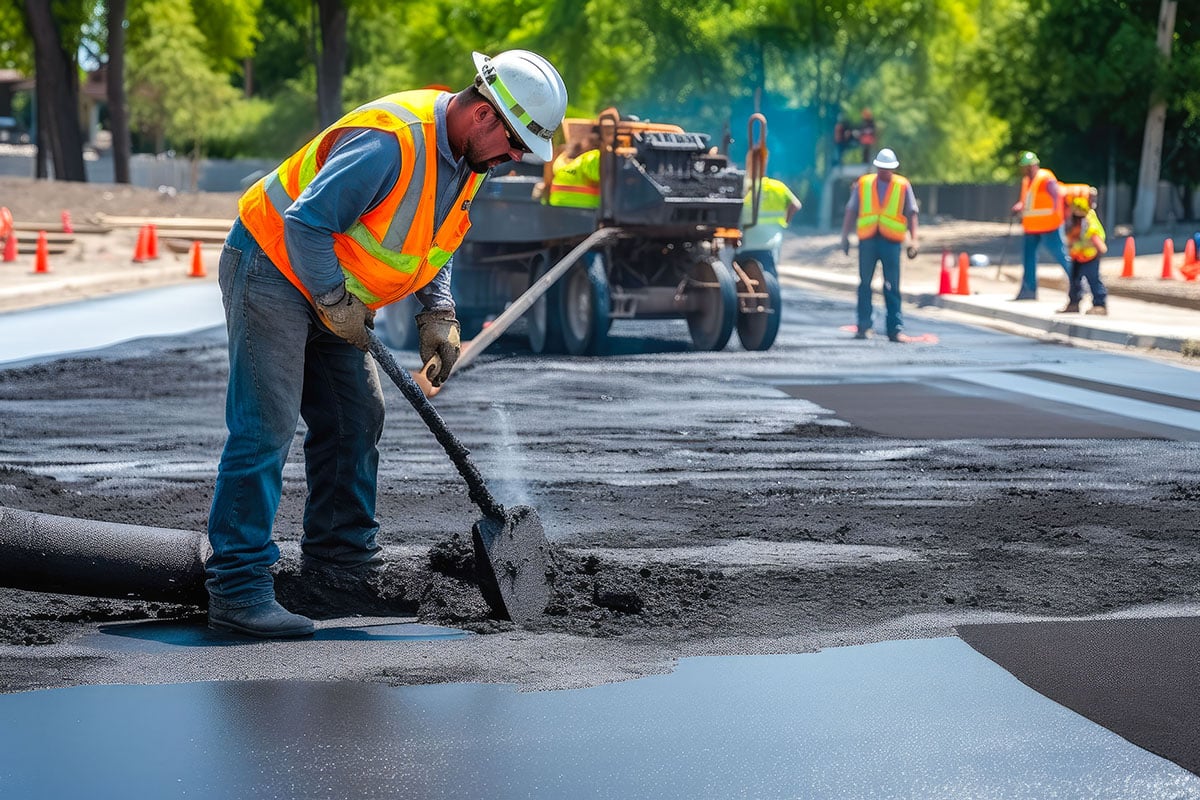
[[496, 109, 530, 154]]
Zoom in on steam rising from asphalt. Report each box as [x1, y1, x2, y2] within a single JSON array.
[[488, 402, 558, 534]]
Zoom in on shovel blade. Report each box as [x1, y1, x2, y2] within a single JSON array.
[[472, 505, 550, 625]]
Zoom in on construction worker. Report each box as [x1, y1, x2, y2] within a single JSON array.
[[548, 129, 601, 209], [857, 108, 876, 163], [1010, 151, 1071, 300], [205, 50, 567, 638], [840, 147, 919, 342], [738, 166, 801, 276], [1059, 195, 1109, 315]]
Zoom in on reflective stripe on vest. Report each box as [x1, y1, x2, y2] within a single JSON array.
[[239, 90, 483, 309], [856, 174, 908, 242], [549, 150, 600, 209], [1021, 168, 1064, 234]]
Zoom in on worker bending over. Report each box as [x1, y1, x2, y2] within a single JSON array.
[[205, 50, 567, 638]]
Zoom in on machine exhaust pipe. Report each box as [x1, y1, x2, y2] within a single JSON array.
[[0, 505, 208, 604]]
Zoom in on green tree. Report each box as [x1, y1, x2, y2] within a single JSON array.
[[981, 0, 1200, 215], [127, 0, 241, 186], [21, 0, 92, 181]]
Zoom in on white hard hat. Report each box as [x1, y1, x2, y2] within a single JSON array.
[[872, 148, 899, 169], [472, 50, 567, 163]]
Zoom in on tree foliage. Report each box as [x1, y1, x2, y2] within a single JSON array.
[[8, 0, 1200, 209], [126, 0, 241, 183]]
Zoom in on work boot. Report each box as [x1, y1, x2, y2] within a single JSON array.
[[888, 332, 903, 343], [1056, 302, 1080, 313], [1085, 305, 1108, 316], [208, 599, 315, 639], [853, 328, 870, 340], [1012, 292, 1037, 301]]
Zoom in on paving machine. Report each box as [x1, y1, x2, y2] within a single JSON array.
[[377, 109, 781, 356]]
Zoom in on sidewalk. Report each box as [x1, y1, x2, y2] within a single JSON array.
[[779, 225, 1200, 358]]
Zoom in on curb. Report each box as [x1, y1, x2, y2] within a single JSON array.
[[779, 267, 1196, 356]]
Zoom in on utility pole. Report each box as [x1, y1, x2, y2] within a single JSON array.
[[1133, 0, 1177, 233]]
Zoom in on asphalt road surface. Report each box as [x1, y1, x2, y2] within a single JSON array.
[[2, 279, 1199, 794]]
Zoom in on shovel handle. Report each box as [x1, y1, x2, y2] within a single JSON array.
[[413, 354, 443, 398], [366, 331, 504, 520]]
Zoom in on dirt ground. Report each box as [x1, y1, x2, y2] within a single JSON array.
[[1, 181, 1199, 694], [0, 176, 240, 224]]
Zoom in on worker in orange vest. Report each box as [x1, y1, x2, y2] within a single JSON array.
[[205, 51, 567, 638], [840, 148, 919, 342], [1010, 151, 1071, 300]]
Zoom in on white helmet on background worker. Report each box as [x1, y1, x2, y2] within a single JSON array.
[[872, 148, 899, 169], [472, 50, 567, 163]]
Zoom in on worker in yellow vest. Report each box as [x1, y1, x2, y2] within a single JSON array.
[[205, 50, 567, 638], [1060, 195, 1109, 315], [1010, 151, 1072, 300], [549, 148, 601, 209], [738, 170, 801, 276], [840, 148, 919, 342]]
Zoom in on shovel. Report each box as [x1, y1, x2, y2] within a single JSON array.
[[366, 331, 550, 624]]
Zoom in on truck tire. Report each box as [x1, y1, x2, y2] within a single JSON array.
[[735, 257, 782, 351], [526, 251, 566, 354], [560, 251, 610, 356], [375, 295, 420, 351], [686, 258, 736, 351]]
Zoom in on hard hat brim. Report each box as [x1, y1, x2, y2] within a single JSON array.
[[473, 51, 554, 162], [872, 156, 899, 169]]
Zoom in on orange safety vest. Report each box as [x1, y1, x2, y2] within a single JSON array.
[[1019, 168, 1064, 234], [856, 173, 909, 242], [238, 90, 483, 310]]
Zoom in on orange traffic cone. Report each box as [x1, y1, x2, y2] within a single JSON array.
[[1, 232, 15, 263], [60, 209, 73, 234], [1121, 237, 1135, 278], [955, 251, 970, 295], [1161, 239, 1174, 279], [146, 224, 159, 259], [132, 225, 149, 262], [938, 250, 954, 294], [33, 230, 50, 274], [188, 241, 206, 278], [1182, 238, 1200, 281], [0, 206, 12, 240]]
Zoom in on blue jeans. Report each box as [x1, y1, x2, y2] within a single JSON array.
[[856, 237, 902, 335], [1019, 229, 1071, 298], [206, 219, 384, 609], [1068, 257, 1108, 307]]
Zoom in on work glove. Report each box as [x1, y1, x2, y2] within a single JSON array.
[[906, 243, 920, 260], [416, 308, 461, 387], [315, 283, 374, 351], [840, 237, 851, 256]]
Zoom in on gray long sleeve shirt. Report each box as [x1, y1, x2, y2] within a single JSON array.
[[281, 93, 473, 310]]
